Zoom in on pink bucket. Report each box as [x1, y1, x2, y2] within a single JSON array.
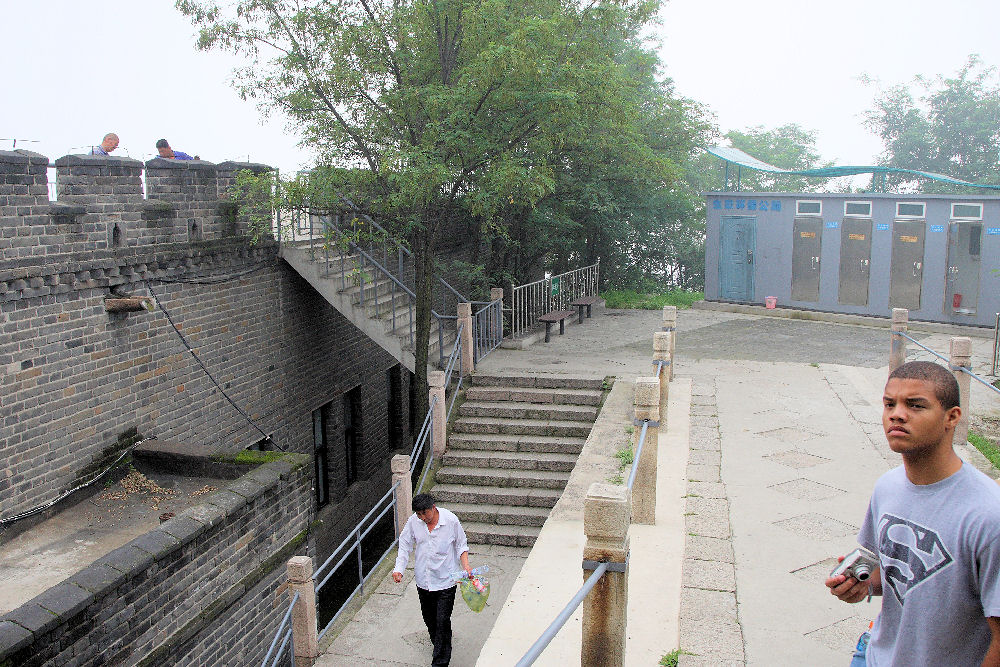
[[765, 296, 777, 309]]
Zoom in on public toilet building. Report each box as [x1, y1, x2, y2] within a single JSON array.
[[704, 192, 1000, 328]]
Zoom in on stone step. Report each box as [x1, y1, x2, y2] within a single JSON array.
[[432, 483, 562, 508], [435, 466, 569, 490], [470, 374, 605, 391], [358, 290, 413, 317], [340, 274, 399, 301], [464, 385, 603, 406], [461, 521, 541, 548], [441, 449, 578, 472], [467, 543, 533, 559], [447, 432, 586, 455], [449, 502, 551, 527], [459, 400, 598, 422], [451, 416, 594, 438]]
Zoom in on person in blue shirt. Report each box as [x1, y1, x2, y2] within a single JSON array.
[[89, 133, 118, 156], [155, 139, 196, 160]]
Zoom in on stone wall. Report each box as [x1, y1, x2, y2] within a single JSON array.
[[0, 456, 312, 667], [0, 149, 418, 666]]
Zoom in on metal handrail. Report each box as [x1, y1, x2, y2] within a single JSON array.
[[472, 298, 503, 364], [892, 331, 1000, 397], [510, 261, 600, 338], [409, 396, 437, 474], [626, 420, 650, 490], [261, 591, 299, 667], [514, 562, 610, 666], [315, 482, 400, 590], [444, 324, 465, 420]]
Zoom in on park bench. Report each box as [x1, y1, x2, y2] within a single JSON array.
[[570, 295, 601, 323], [537, 310, 575, 342]]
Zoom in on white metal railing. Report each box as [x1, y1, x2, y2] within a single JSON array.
[[510, 261, 599, 338]]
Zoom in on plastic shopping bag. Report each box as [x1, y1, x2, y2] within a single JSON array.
[[454, 566, 490, 613]]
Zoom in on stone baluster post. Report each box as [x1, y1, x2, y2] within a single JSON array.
[[457, 302, 474, 375], [429, 370, 447, 457], [491, 287, 505, 343], [631, 376, 660, 525], [890, 308, 909, 373], [582, 483, 630, 667], [653, 331, 671, 420], [950, 337, 972, 445], [391, 455, 413, 538], [662, 306, 677, 380], [286, 556, 319, 666]]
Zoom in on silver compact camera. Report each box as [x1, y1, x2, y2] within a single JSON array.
[[830, 547, 879, 582]]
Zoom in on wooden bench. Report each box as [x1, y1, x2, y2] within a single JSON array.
[[570, 295, 601, 323], [537, 310, 575, 342]]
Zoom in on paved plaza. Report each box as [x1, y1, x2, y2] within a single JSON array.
[[319, 305, 1000, 666]]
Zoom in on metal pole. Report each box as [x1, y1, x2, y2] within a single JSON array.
[[993, 313, 999, 376], [356, 528, 364, 596]]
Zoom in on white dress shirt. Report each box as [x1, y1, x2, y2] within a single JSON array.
[[393, 507, 469, 591]]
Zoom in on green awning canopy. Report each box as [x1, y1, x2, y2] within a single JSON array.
[[705, 146, 1000, 190]]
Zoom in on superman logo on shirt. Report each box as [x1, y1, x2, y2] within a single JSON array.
[[877, 514, 954, 604]]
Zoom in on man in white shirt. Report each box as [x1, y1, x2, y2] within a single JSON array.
[[393, 493, 472, 666], [89, 133, 118, 156]]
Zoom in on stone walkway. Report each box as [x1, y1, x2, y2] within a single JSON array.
[[315, 306, 1000, 666]]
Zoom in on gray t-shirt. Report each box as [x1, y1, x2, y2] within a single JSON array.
[[859, 462, 1000, 666]]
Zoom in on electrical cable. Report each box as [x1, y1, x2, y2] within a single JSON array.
[[143, 280, 284, 451], [0, 438, 152, 528]]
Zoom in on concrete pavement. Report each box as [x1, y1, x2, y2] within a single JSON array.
[[317, 305, 1000, 666]]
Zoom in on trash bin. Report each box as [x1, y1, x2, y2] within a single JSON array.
[[765, 296, 777, 309]]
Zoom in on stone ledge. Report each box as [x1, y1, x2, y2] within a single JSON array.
[[53, 154, 143, 168], [46, 201, 86, 217]]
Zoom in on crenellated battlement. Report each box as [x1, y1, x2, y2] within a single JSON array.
[[0, 150, 272, 293]]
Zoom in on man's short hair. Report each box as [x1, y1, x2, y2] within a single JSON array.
[[412, 493, 436, 512], [888, 360, 960, 410], [103, 132, 118, 142], [155, 139, 169, 149]]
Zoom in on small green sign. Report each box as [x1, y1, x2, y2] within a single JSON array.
[[550, 277, 560, 296]]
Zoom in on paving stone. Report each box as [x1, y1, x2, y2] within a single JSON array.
[[762, 449, 830, 469], [790, 557, 840, 583], [803, 615, 872, 652], [682, 558, 736, 592], [755, 426, 823, 443], [685, 535, 735, 564], [686, 463, 721, 483], [686, 496, 729, 516], [768, 477, 846, 501], [688, 449, 721, 467], [689, 404, 718, 416], [686, 512, 731, 540], [687, 481, 727, 498], [773, 512, 858, 539]]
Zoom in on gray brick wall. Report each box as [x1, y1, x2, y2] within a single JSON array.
[[0, 457, 313, 667], [0, 152, 418, 666]]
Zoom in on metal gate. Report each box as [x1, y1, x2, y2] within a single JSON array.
[[791, 218, 822, 302], [719, 216, 756, 302], [889, 220, 926, 310], [945, 221, 982, 316], [838, 218, 872, 306]]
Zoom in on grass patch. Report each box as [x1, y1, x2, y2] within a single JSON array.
[[969, 430, 1000, 470], [603, 289, 703, 310], [659, 648, 692, 666]]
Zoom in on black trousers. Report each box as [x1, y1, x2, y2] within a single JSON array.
[[417, 585, 457, 666]]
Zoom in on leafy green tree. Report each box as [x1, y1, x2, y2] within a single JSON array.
[[864, 55, 1000, 192], [177, 0, 665, 396], [721, 123, 831, 192]]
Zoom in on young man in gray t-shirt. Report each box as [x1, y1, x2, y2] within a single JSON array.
[[825, 361, 1000, 666]]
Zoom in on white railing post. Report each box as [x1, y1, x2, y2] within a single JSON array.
[[632, 377, 660, 525], [458, 302, 474, 375], [950, 337, 972, 445], [287, 556, 319, 666], [661, 306, 677, 381], [391, 455, 413, 538], [890, 308, 909, 373], [582, 483, 630, 667], [653, 331, 671, 421], [429, 370, 447, 456]]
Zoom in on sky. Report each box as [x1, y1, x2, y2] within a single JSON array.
[[4, 0, 1000, 175]]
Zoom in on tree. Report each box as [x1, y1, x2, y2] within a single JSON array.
[[864, 55, 1000, 192], [722, 123, 831, 193], [177, 0, 666, 398]]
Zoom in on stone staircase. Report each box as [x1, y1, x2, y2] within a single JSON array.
[[434, 373, 605, 553], [280, 241, 453, 372]]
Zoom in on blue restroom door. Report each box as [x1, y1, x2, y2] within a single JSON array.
[[719, 216, 756, 302]]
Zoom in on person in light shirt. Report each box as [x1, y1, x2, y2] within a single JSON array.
[[392, 493, 472, 667], [89, 133, 118, 156]]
